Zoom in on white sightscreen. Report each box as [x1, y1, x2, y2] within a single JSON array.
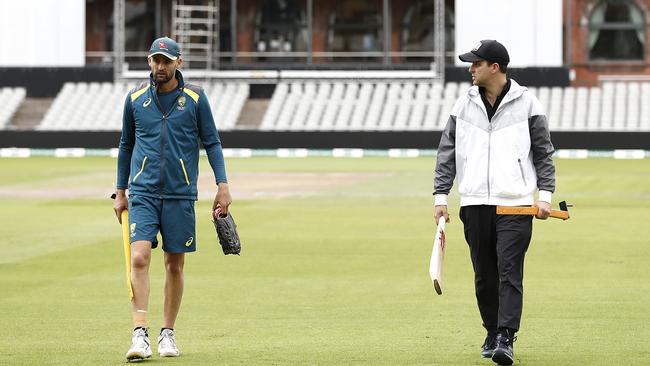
[[455, 0, 563, 67], [0, 0, 85, 67]]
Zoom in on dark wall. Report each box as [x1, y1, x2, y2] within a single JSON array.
[[0, 65, 570, 98], [0, 67, 113, 98], [1, 131, 647, 149], [446, 67, 570, 87]]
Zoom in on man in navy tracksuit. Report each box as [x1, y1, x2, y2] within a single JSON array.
[[434, 40, 556, 365], [112, 37, 232, 361]]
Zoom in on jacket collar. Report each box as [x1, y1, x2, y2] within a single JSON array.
[[467, 78, 527, 111], [468, 78, 526, 100], [149, 69, 185, 91]]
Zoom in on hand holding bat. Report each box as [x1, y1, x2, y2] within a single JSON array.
[[111, 192, 134, 300], [429, 216, 447, 295]]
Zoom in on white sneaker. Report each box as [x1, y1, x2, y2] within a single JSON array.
[[157, 329, 180, 357], [125, 328, 152, 362]]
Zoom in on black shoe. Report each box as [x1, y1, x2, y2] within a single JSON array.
[[480, 334, 497, 358], [491, 331, 516, 365]]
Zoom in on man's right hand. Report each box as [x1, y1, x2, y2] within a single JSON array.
[[112, 189, 128, 224], [434, 205, 450, 224]]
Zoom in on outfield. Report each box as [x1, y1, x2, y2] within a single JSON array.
[[0, 156, 649, 365]]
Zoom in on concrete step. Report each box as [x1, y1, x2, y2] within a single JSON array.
[[9, 98, 53, 130], [236, 99, 269, 130]]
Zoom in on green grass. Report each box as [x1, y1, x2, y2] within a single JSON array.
[[0, 156, 649, 365]]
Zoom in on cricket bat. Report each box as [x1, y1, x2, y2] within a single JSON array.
[[120, 210, 134, 300], [429, 216, 447, 295]]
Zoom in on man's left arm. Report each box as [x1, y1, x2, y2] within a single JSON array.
[[196, 89, 232, 213], [529, 112, 555, 219]]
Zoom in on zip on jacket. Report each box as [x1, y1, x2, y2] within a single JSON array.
[[115, 70, 228, 200], [434, 79, 556, 207]]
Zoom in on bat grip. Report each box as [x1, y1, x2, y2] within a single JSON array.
[[120, 210, 134, 300], [548, 209, 570, 220]]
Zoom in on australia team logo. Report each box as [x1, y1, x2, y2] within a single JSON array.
[[177, 96, 186, 111]]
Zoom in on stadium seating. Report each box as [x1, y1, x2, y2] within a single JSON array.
[[34, 80, 650, 132], [258, 81, 650, 132], [0, 87, 27, 129], [206, 82, 249, 131], [259, 81, 473, 132], [641, 83, 650, 130], [38, 81, 249, 131]]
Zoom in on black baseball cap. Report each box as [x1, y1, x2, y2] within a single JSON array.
[[458, 40, 510, 65]]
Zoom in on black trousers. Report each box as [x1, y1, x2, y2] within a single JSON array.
[[459, 205, 533, 333]]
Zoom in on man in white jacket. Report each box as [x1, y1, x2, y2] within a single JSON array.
[[434, 40, 556, 366]]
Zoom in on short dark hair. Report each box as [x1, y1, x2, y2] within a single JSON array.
[[488, 61, 508, 74]]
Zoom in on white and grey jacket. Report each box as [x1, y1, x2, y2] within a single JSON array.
[[434, 79, 555, 207]]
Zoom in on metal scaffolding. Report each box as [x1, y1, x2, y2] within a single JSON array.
[[172, 1, 219, 70], [113, 0, 446, 83]]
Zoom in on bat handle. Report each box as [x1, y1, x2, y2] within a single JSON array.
[[120, 210, 134, 300], [548, 209, 570, 220]]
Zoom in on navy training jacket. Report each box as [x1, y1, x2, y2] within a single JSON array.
[[116, 70, 227, 200]]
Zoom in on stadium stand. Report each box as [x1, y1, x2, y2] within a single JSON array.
[[638, 84, 650, 130], [38, 81, 249, 131], [207, 82, 249, 130], [0, 87, 27, 129], [30, 80, 650, 133], [258, 81, 650, 132]]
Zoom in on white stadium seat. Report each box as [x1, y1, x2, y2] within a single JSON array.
[[334, 83, 358, 130], [548, 87, 563, 131], [406, 82, 429, 130], [573, 87, 588, 130], [0, 87, 27, 129], [612, 82, 627, 131], [586, 87, 601, 131], [260, 82, 288, 130], [422, 82, 443, 130], [38, 81, 250, 131], [289, 81, 315, 130], [393, 83, 414, 130], [377, 83, 401, 130], [304, 83, 331, 131], [222, 83, 249, 130], [625, 83, 639, 130], [363, 83, 387, 131], [559, 87, 575, 131], [319, 82, 344, 130], [348, 83, 373, 131], [33, 79, 650, 133], [640, 83, 650, 131]]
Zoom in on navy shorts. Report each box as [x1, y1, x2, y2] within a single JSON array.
[[128, 195, 197, 253]]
